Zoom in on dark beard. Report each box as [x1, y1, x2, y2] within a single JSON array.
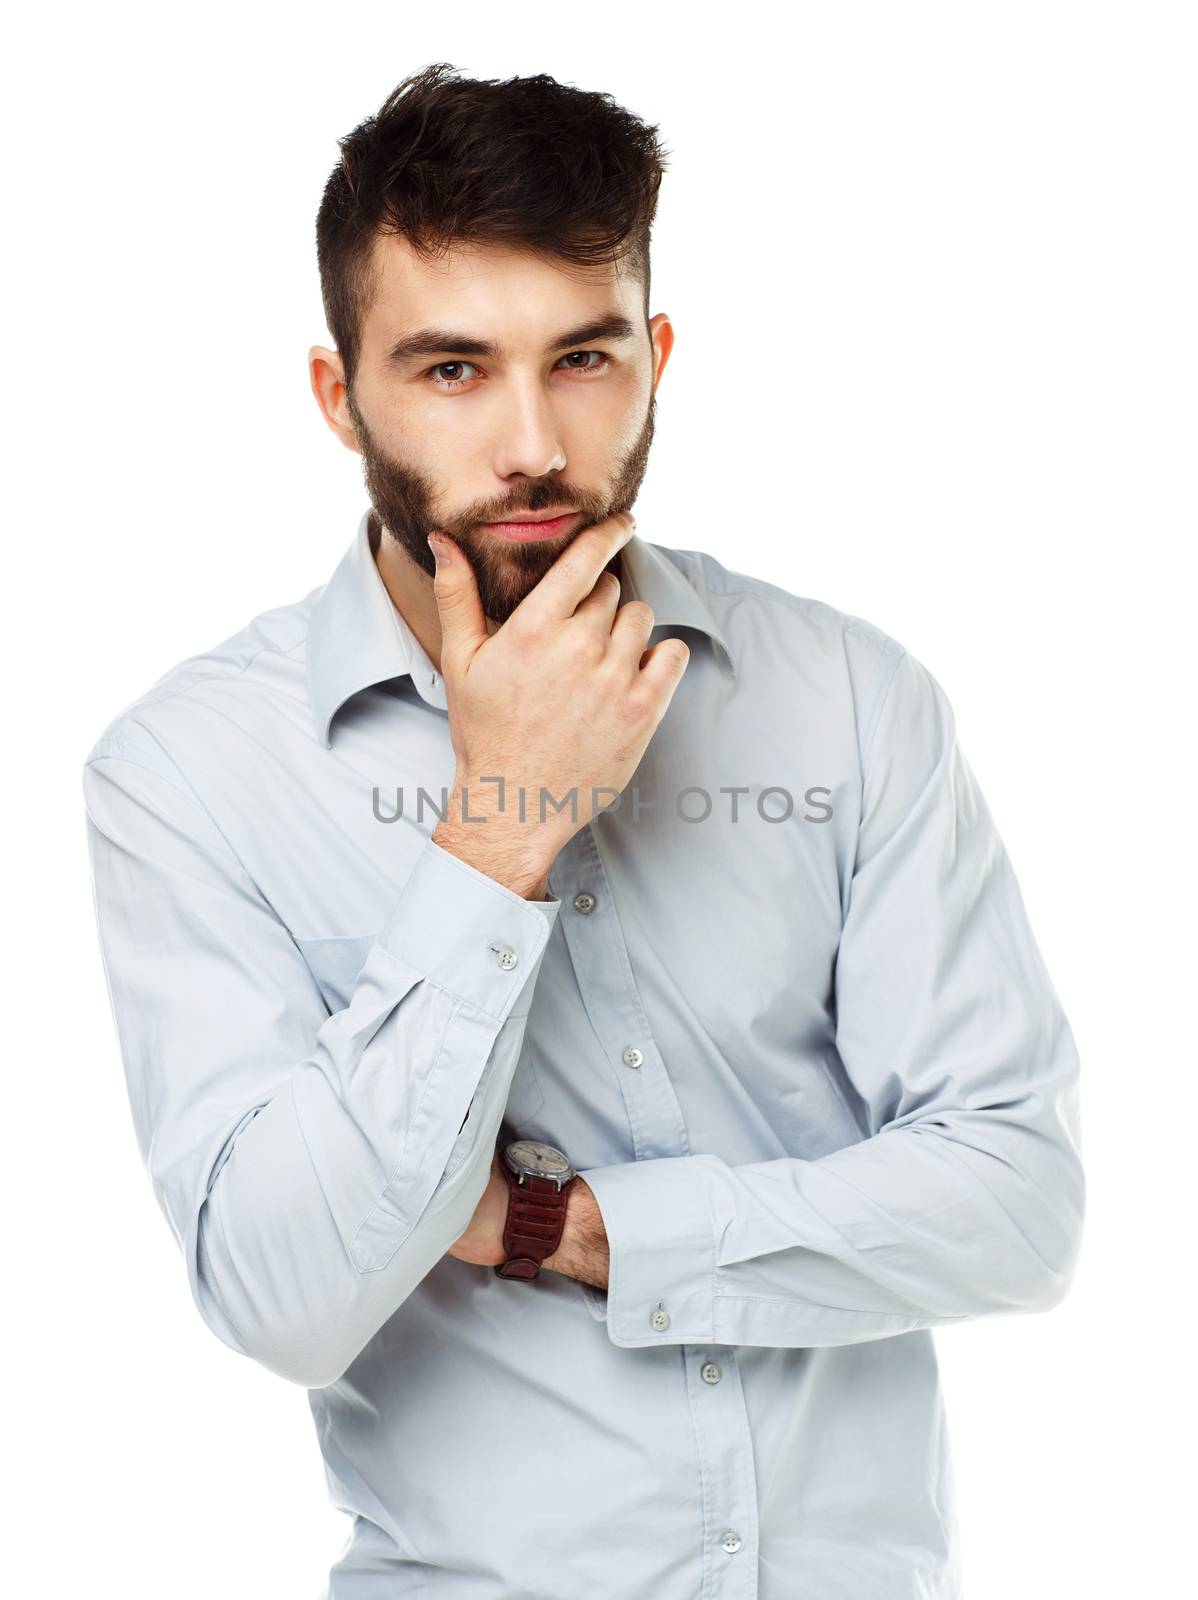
[[346, 389, 657, 626]]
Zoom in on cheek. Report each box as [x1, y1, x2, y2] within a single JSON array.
[[565, 382, 645, 459], [605, 362, 650, 409]]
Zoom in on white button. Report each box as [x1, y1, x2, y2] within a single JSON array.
[[701, 1361, 722, 1384], [720, 1530, 743, 1554], [650, 1303, 670, 1331], [622, 1045, 644, 1069], [491, 944, 519, 970], [573, 891, 596, 914]]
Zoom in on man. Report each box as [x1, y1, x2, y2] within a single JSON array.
[[82, 63, 1084, 1599]]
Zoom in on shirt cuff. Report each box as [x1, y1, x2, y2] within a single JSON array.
[[376, 836, 560, 1023], [579, 1156, 718, 1347]]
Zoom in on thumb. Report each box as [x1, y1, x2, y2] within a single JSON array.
[[426, 532, 486, 663]]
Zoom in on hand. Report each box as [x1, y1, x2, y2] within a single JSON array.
[[427, 512, 691, 896], [445, 1151, 610, 1290], [445, 1148, 510, 1268]]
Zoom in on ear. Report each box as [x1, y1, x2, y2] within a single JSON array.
[[308, 344, 360, 454], [647, 312, 674, 393]]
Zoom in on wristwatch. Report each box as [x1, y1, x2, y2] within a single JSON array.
[[493, 1138, 578, 1281]]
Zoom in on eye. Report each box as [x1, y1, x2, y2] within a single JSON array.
[[427, 361, 479, 391], [555, 350, 610, 374], [424, 351, 611, 391]]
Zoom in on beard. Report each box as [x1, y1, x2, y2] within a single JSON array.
[[345, 389, 657, 627]]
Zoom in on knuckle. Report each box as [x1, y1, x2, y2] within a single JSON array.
[[513, 617, 547, 651], [554, 550, 587, 590], [567, 627, 604, 666], [621, 687, 653, 724], [623, 600, 655, 628]]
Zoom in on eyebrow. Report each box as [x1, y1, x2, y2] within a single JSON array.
[[384, 312, 640, 367]]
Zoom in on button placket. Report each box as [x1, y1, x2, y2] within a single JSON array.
[[547, 828, 761, 1594], [548, 826, 689, 1162], [681, 1342, 758, 1590]]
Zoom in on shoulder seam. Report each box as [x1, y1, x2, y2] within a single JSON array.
[[83, 744, 200, 809], [90, 720, 289, 926], [128, 631, 307, 721], [859, 644, 909, 772], [669, 549, 897, 643]]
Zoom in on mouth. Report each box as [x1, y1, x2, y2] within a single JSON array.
[[482, 509, 583, 543]]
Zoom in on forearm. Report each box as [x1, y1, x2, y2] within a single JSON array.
[[432, 787, 556, 902], [577, 1069, 1085, 1351], [542, 1177, 610, 1291], [200, 1003, 538, 1387], [84, 737, 564, 1390]]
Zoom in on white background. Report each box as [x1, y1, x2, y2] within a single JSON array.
[[5, 2, 1193, 1594]]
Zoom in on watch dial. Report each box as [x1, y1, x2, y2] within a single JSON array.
[[507, 1139, 570, 1177]]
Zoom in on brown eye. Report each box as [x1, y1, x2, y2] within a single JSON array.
[[427, 361, 478, 390], [557, 351, 608, 373]]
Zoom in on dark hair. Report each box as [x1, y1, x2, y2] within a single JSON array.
[[316, 62, 670, 393]]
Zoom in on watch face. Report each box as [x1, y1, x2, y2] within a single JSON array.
[[505, 1139, 573, 1180]]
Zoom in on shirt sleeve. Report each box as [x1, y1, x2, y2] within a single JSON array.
[[579, 648, 1086, 1349], [82, 726, 560, 1388]]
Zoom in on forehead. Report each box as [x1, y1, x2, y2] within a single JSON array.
[[360, 234, 641, 350]]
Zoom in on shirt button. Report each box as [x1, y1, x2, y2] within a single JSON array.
[[650, 1303, 670, 1332], [720, 1531, 743, 1554], [491, 945, 519, 971], [701, 1361, 722, 1384], [573, 891, 596, 914], [622, 1045, 644, 1069]]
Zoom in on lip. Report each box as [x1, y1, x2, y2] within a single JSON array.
[[483, 510, 582, 543]]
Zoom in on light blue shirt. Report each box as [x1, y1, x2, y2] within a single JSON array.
[[82, 507, 1084, 1598]]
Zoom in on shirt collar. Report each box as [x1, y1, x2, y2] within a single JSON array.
[[307, 507, 736, 749]]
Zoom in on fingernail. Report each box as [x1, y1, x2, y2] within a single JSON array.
[[426, 533, 448, 567]]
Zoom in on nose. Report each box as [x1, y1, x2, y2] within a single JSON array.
[[492, 376, 567, 481]]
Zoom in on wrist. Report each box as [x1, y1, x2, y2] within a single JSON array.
[[431, 815, 554, 901], [542, 1177, 610, 1290]]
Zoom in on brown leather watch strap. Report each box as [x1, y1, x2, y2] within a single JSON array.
[[494, 1161, 575, 1280]]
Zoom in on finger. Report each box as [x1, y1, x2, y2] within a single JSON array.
[[606, 597, 658, 671], [636, 636, 691, 696], [427, 532, 488, 668], [510, 512, 636, 631], [572, 567, 624, 633]]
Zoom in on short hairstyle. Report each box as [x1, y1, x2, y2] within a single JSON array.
[[315, 62, 671, 392]]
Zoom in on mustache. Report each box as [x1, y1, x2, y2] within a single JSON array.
[[478, 496, 586, 520]]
